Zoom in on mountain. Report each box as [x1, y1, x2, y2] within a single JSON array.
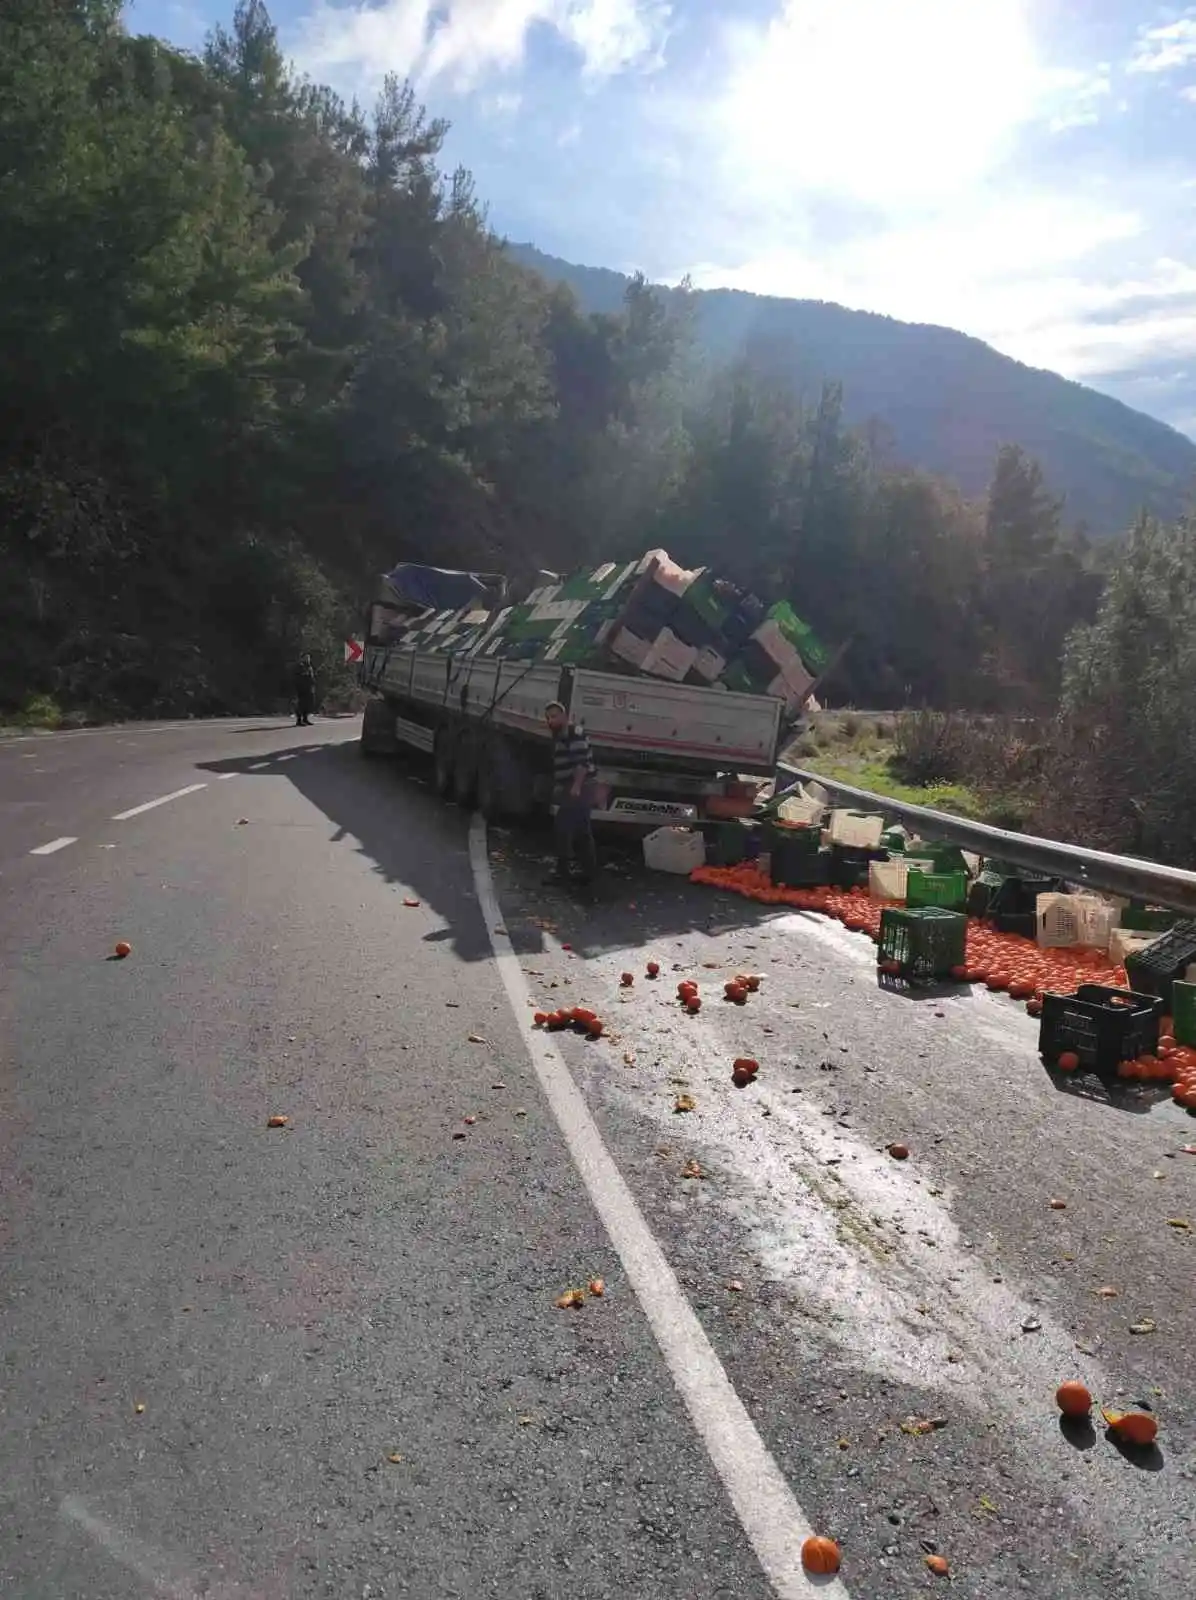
[[507, 243, 1196, 538]]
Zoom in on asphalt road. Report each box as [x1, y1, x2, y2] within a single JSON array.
[[1, 717, 1193, 1600]]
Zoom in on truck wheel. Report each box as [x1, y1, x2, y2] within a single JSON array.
[[360, 698, 395, 758], [433, 727, 455, 797], [475, 744, 503, 821], [452, 738, 478, 808], [478, 737, 532, 821]]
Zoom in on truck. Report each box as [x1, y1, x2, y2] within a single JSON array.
[[355, 558, 820, 829]]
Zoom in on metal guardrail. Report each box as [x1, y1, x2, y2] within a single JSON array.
[[777, 762, 1196, 917]]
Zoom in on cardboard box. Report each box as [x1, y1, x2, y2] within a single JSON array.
[[642, 627, 697, 682], [609, 626, 652, 668], [692, 644, 727, 683]]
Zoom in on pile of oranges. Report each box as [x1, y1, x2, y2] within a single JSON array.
[[690, 864, 1196, 1105]]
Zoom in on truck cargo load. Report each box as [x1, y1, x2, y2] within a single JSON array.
[[357, 549, 827, 829]]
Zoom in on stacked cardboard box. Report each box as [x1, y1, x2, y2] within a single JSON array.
[[379, 549, 826, 715]]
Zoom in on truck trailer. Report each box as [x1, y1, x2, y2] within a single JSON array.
[[356, 555, 821, 828]]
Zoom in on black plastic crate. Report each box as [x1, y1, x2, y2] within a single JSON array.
[[830, 844, 883, 889], [706, 819, 751, 867], [770, 840, 830, 888], [878, 907, 966, 983], [763, 821, 821, 856], [1038, 984, 1162, 1078], [1125, 919, 1196, 1010], [1119, 903, 1179, 933], [993, 911, 1037, 938], [968, 871, 1060, 920], [967, 872, 1002, 918]]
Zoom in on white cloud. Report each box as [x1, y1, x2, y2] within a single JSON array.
[[1045, 64, 1112, 132], [290, 0, 670, 92], [682, 193, 1148, 370], [482, 90, 524, 117], [702, 0, 1109, 212], [670, 174, 1196, 397], [639, 1, 1180, 392], [558, 0, 670, 77], [1128, 13, 1196, 74]]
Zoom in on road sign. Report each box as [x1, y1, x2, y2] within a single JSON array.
[[344, 638, 364, 665]]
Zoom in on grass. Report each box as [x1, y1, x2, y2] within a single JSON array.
[[0, 693, 100, 734], [786, 710, 1021, 825]]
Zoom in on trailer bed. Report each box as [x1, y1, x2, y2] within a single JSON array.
[[362, 645, 782, 774]]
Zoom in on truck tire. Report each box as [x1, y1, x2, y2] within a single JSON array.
[[360, 698, 396, 758], [475, 742, 504, 821], [452, 736, 478, 808], [478, 735, 534, 822], [433, 726, 455, 797]]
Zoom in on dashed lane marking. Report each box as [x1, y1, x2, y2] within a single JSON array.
[[29, 837, 78, 856], [111, 783, 207, 822], [468, 813, 848, 1599]]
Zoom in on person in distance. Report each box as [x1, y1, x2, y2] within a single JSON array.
[[543, 701, 598, 889]]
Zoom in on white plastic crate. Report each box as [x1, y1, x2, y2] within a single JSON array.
[[775, 786, 825, 827], [828, 809, 884, 850], [1108, 927, 1162, 967], [869, 859, 909, 901], [643, 826, 706, 875], [1036, 892, 1117, 950]]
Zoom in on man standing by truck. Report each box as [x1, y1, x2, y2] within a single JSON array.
[[293, 653, 316, 727], [544, 701, 597, 888]]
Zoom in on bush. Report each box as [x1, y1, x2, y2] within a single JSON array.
[[1048, 514, 1196, 863], [890, 710, 970, 785], [962, 717, 1047, 792], [16, 693, 63, 729]]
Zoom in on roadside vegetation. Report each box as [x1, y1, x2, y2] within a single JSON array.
[[790, 710, 1038, 829]]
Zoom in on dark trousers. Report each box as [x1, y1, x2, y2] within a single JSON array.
[[295, 693, 313, 725], [554, 783, 597, 880]]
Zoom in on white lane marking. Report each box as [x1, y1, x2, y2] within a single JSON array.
[[111, 783, 207, 821], [29, 836, 78, 856], [468, 816, 846, 1599], [0, 717, 297, 747], [217, 772, 238, 781], [60, 1495, 263, 1599], [61, 1496, 196, 1599], [247, 761, 270, 772]]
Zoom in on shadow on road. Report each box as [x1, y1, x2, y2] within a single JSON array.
[[196, 735, 782, 966], [488, 821, 790, 964], [1043, 1065, 1172, 1116], [197, 738, 496, 962]]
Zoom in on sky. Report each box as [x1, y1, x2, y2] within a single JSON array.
[[129, 1, 1196, 437]]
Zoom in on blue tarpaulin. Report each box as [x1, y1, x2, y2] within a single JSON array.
[[382, 564, 494, 613]]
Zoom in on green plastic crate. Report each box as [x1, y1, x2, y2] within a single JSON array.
[[923, 844, 969, 875], [878, 907, 967, 982], [1171, 980, 1196, 1046], [906, 869, 968, 911], [880, 830, 907, 854]]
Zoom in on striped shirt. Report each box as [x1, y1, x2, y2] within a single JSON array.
[[552, 723, 596, 787]]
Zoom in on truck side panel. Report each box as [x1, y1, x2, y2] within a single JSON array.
[[570, 671, 780, 773], [362, 648, 781, 774]]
